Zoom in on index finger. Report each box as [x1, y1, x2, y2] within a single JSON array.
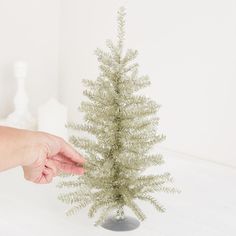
[[58, 138, 85, 164]]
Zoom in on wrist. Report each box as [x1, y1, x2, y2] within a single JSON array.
[[0, 126, 36, 170]]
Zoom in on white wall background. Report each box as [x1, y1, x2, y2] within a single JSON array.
[[0, 0, 60, 117], [0, 0, 235, 167]]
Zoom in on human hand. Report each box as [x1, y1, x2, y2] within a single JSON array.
[[0, 126, 84, 184], [22, 132, 85, 184]]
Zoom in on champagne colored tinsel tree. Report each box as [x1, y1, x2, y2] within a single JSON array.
[[58, 7, 178, 226]]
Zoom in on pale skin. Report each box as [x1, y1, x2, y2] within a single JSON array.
[[0, 126, 85, 184]]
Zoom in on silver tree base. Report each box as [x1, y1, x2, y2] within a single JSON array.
[[101, 216, 140, 231]]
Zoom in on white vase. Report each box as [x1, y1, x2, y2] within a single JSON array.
[[1, 61, 36, 130], [37, 98, 68, 140]]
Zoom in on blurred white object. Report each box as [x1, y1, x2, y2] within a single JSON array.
[[38, 98, 68, 140], [0, 61, 36, 130]]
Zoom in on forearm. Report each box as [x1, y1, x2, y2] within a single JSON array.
[[0, 126, 30, 171]]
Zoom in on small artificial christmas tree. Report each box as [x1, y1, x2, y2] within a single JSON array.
[[58, 7, 178, 229]]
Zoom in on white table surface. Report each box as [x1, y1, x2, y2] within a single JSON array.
[[0, 149, 235, 236]]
